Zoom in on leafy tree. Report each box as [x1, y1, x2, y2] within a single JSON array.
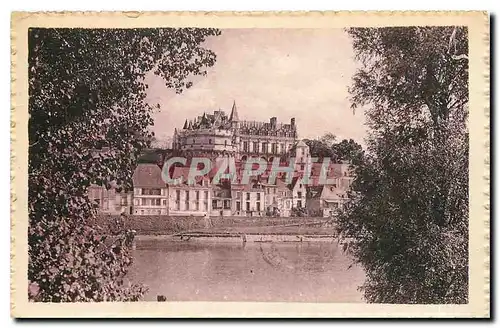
[[301, 138, 334, 158], [28, 28, 220, 302], [331, 138, 364, 165], [336, 27, 469, 304], [294, 134, 363, 164], [319, 132, 337, 147]]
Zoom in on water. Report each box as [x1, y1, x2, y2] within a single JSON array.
[[128, 240, 366, 302]]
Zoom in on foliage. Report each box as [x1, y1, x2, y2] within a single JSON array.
[[28, 28, 220, 302], [297, 135, 363, 164], [336, 27, 469, 304], [331, 139, 364, 165], [300, 138, 335, 159], [319, 132, 337, 147]]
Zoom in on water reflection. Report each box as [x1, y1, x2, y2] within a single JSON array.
[[128, 240, 365, 302]]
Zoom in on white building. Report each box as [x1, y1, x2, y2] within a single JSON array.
[[132, 163, 168, 215], [168, 167, 211, 217]]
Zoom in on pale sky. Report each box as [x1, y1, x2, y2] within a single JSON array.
[[146, 28, 367, 145]]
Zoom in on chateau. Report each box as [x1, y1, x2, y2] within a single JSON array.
[[172, 101, 298, 160], [90, 102, 355, 218]]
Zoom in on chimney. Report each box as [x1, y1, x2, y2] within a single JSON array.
[[270, 117, 277, 127], [291, 118, 296, 127]]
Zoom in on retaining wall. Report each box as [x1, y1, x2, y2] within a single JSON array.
[[95, 214, 329, 235]]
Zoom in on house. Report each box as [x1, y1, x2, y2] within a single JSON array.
[[211, 184, 232, 216], [331, 162, 354, 189], [88, 184, 133, 215], [132, 163, 169, 215], [306, 185, 350, 217], [305, 186, 324, 217], [262, 178, 293, 217], [167, 166, 211, 217], [230, 187, 244, 216], [320, 185, 350, 217], [231, 180, 265, 217], [290, 177, 307, 210], [293, 139, 312, 176]]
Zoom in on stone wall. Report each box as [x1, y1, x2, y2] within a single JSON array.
[[94, 214, 328, 236]]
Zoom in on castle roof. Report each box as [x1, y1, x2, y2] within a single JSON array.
[[229, 100, 239, 121]]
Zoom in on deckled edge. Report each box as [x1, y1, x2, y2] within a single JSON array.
[[482, 12, 491, 319], [9, 10, 489, 21], [8, 10, 491, 318], [10, 12, 18, 318]]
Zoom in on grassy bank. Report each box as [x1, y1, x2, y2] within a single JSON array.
[[95, 215, 333, 236]]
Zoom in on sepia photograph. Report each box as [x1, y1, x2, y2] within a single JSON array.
[[10, 11, 489, 318]]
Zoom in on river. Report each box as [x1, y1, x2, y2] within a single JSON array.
[[128, 239, 366, 302]]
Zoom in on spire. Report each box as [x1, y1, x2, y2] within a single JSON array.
[[183, 119, 188, 129], [188, 120, 193, 130], [174, 128, 177, 136], [229, 100, 239, 122], [201, 112, 209, 127]]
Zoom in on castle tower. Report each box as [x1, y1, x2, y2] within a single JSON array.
[[229, 100, 239, 123], [294, 139, 312, 175]]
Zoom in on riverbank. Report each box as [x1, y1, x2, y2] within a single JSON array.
[[136, 232, 339, 243], [96, 214, 335, 236]]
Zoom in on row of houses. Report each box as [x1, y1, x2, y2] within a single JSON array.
[[89, 160, 354, 218]]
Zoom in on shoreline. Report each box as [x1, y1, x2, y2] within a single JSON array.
[[135, 232, 341, 243]]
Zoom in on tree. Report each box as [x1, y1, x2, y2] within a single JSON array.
[[336, 27, 469, 304], [331, 139, 364, 165], [294, 134, 363, 164], [319, 132, 337, 147], [28, 28, 220, 302], [301, 138, 335, 158]]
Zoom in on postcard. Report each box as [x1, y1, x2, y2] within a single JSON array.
[[11, 11, 490, 318]]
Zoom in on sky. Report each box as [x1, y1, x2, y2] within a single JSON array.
[[145, 28, 367, 146]]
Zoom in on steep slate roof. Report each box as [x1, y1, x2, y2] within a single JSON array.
[[296, 139, 308, 148], [289, 176, 305, 190], [132, 163, 165, 188], [229, 100, 239, 121]]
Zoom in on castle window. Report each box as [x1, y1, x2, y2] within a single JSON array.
[[209, 139, 212, 144], [224, 140, 227, 146]]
